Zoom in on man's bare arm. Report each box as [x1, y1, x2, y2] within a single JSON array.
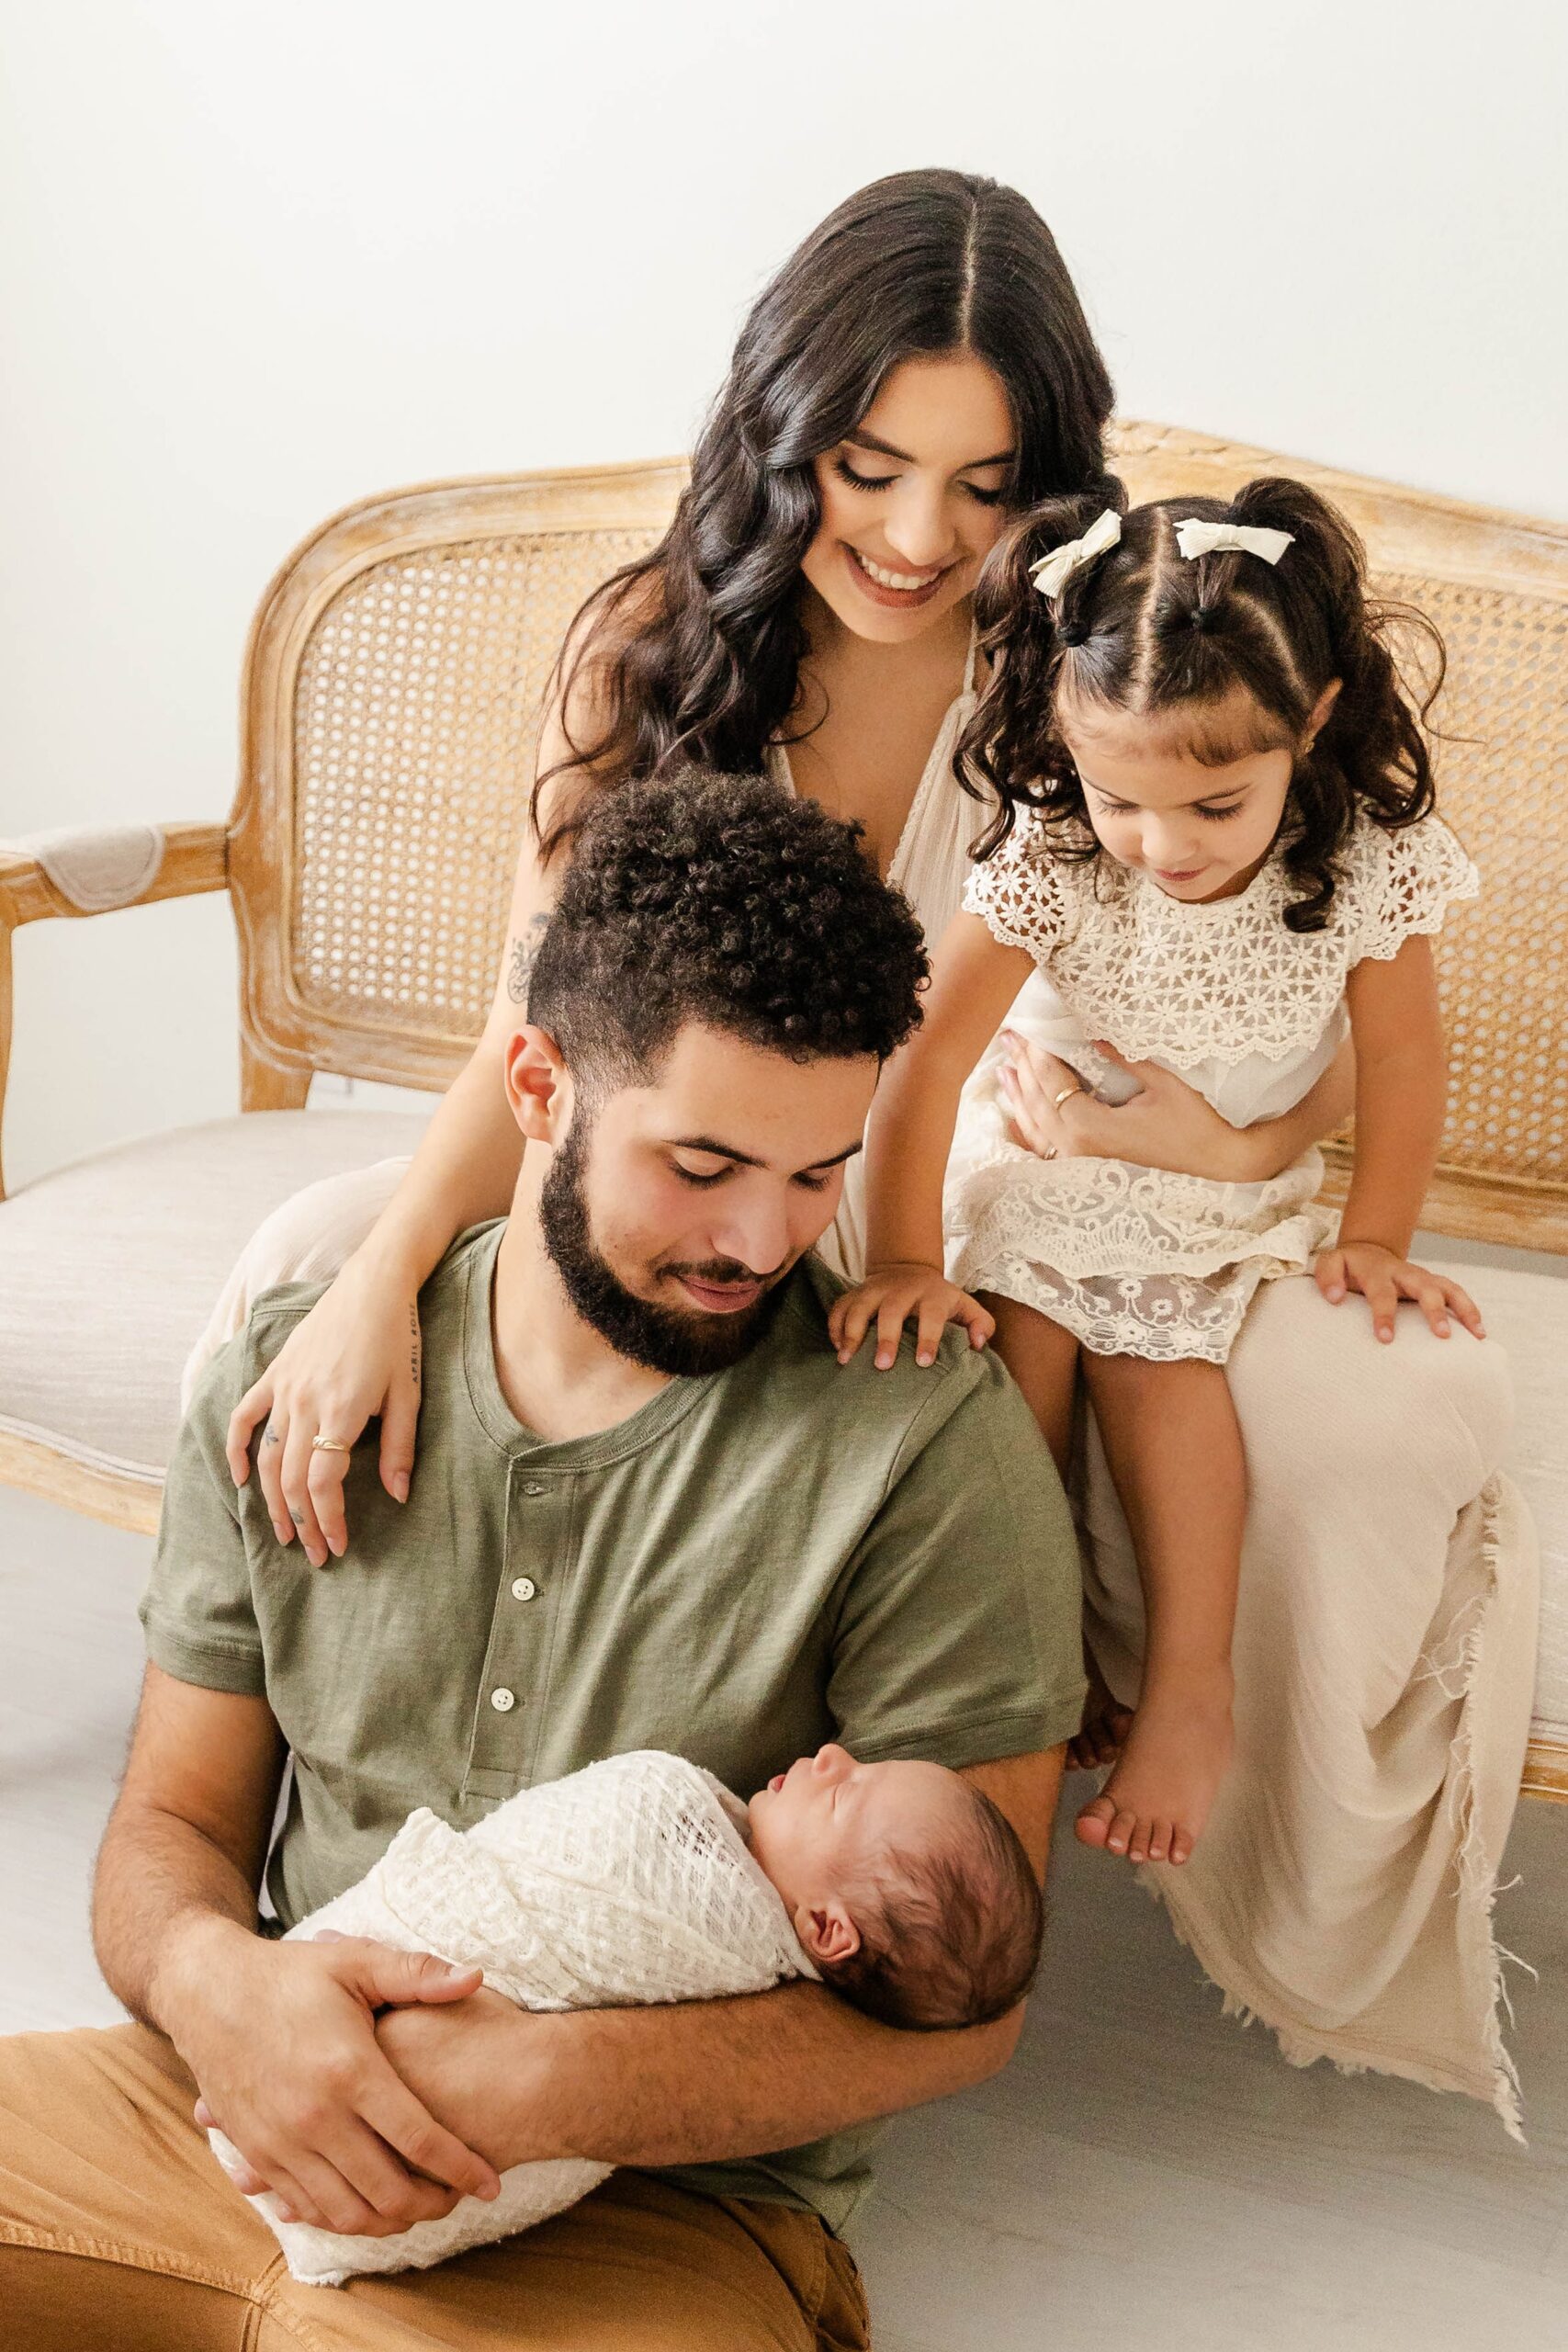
[[377, 1746, 1065, 2174], [95, 1664, 500, 2235], [94, 1666, 284, 2025]]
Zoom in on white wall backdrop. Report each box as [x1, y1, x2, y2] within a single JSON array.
[[2, 0, 1563, 1187]]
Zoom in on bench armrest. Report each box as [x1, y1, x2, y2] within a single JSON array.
[[0, 820, 228, 925], [0, 821, 230, 1199]]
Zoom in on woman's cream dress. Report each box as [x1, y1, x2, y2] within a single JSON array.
[[185, 647, 1538, 2134]]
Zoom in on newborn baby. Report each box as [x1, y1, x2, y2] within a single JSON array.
[[211, 1742, 1041, 2286]]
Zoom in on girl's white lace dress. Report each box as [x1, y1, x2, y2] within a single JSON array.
[[944, 809, 1479, 1362], [209, 1752, 812, 2288]]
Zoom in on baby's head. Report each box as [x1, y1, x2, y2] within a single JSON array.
[[962, 476, 1443, 932], [747, 1744, 1043, 2031]]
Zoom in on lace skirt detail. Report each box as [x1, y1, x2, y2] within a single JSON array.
[[944, 1097, 1335, 1364]]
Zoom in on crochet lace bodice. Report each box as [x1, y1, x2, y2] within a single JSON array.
[[963, 810, 1478, 1079]]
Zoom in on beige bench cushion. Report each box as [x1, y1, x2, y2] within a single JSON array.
[[0, 1112, 428, 1485]]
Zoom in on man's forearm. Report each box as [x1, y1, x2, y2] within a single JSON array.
[[382, 1973, 1020, 2175], [93, 1797, 261, 2035]]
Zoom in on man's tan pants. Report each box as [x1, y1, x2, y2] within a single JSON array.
[[0, 2024, 871, 2350]]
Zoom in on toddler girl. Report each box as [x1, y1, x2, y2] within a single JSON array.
[[831, 479, 1483, 1870]]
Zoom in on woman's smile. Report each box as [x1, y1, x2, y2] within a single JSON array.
[[841, 542, 953, 609]]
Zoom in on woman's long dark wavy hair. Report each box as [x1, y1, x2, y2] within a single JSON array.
[[533, 167, 1116, 857], [961, 477, 1446, 932]]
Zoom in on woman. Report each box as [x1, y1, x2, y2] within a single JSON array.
[[186, 169, 1531, 2126]]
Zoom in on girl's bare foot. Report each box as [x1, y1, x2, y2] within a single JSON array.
[[1066, 1651, 1134, 1772], [1075, 1670, 1234, 1866]]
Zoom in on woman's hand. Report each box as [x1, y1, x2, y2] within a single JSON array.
[[225, 1254, 425, 1566], [1314, 1242, 1486, 1345], [999, 1034, 1269, 1182], [828, 1263, 995, 1372]]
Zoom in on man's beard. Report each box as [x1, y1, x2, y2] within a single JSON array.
[[539, 1122, 792, 1377]]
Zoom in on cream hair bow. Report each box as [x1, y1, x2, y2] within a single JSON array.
[[1173, 519, 1294, 564], [1030, 508, 1122, 602]]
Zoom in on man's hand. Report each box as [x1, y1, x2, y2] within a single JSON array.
[[165, 1918, 502, 2235]]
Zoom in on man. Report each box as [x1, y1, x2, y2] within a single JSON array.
[[0, 775, 1087, 2349]]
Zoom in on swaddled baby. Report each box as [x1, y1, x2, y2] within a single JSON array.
[[211, 1741, 1042, 2286]]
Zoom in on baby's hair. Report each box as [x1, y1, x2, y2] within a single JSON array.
[[959, 476, 1446, 932], [818, 1784, 1043, 2032]]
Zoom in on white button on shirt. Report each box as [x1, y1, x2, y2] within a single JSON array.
[[490, 1687, 516, 1713], [511, 1577, 537, 1602]]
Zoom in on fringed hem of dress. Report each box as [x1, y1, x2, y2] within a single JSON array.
[[1125, 1472, 1533, 2142]]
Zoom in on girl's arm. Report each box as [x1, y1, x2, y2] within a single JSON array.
[[1314, 935, 1484, 1341], [224, 686, 594, 1565], [827, 913, 1036, 1369]]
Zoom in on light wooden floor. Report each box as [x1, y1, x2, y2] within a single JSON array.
[[3, 1482, 1564, 2351]]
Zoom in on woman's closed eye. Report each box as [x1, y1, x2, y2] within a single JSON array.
[[831, 456, 1005, 507]]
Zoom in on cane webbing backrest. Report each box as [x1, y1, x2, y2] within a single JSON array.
[[229, 435, 1567, 1249], [229, 462, 687, 1092], [1112, 424, 1568, 1250]]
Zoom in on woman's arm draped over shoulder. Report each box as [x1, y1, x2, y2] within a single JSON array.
[[224, 656, 608, 1562]]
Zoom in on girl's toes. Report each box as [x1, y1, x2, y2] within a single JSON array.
[[1127, 1821, 1152, 1864], [1169, 1825, 1196, 1866], [1146, 1818, 1172, 1863], [1105, 1807, 1138, 1858], [1075, 1794, 1116, 1849]]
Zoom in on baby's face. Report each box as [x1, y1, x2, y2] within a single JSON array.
[[747, 1743, 964, 1958]]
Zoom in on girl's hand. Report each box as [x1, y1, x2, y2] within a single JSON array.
[[998, 1035, 1263, 1182], [828, 1264, 995, 1372], [1314, 1242, 1486, 1344], [225, 1255, 425, 1566]]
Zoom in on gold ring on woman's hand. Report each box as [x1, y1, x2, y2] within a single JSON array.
[[1041, 1145, 1059, 1160], [1052, 1083, 1086, 1111], [310, 1434, 353, 1454]]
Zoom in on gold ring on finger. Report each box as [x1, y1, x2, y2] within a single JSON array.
[[310, 1434, 353, 1454], [1052, 1083, 1086, 1111]]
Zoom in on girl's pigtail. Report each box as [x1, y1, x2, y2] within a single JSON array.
[[1230, 478, 1443, 931], [960, 474, 1127, 857]]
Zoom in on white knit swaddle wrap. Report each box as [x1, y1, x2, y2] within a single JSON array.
[[209, 1750, 813, 2286]]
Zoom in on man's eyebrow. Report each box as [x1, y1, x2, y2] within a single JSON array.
[[671, 1135, 863, 1175], [845, 430, 1015, 472]]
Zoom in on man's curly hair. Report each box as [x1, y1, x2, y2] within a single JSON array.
[[527, 773, 928, 1083]]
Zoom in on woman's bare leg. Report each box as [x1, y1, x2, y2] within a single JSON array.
[[1076, 1353, 1243, 1867]]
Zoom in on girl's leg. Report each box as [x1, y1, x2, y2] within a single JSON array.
[[981, 1297, 1133, 1772], [979, 1293, 1078, 1476], [1077, 1352, 1244, 1867]]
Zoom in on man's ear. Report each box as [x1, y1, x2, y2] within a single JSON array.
[[503, 1025, 574, 1146], [794, 1897, 862, 1970]]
